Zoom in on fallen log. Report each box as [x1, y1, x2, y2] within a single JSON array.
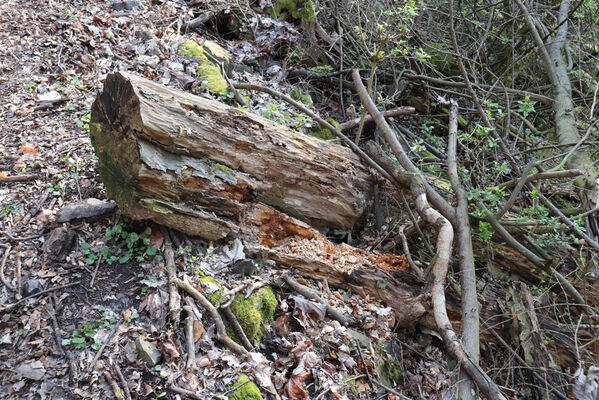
[[90, 72, 374, 240], [89, 72, 578, 370]]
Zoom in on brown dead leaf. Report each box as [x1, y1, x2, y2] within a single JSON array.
[[162, 338, 180, 359], [198, 357, 211, 368], [193, 320, 204, 342], [122, 309, 132, 322], [284, 369, 310, 399], [275, 315, 289, 337]]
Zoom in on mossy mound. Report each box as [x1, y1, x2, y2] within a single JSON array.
[[178, 40, 228, 94], [289, 88, 313, 107], [311, 118, 340, 140], [178, 40, 208, 60], [229, 287, 277, 344], [227, 374, 263, 400], [196, 63, 228, 94], [270, 0, 316, 21], [376, 358, 402, 386]]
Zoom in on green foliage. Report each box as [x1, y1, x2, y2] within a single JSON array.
[[62, 306, 117, 350], [517, 95, 536, 117], [105, 225, 157, 265], [258, 103, 291, 125], [1, 202, 18, 217]]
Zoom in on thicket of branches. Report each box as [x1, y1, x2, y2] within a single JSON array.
[[270, 0, 599, 398]]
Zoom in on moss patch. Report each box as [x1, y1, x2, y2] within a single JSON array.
[[376, 358, 402, 386], [289, 88, 313, 107], [179, 40, 228, 94], [199, 275, 223, 304], [196, 63, 228, 94], [271, 0, 316, 21], [229, 287, 277, 344], [227, 374, 263, 400], [178, 41, 208, 60], [311, 118, 340, 140]]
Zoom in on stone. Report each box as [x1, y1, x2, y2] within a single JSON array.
[[135, 338, 162, 366]]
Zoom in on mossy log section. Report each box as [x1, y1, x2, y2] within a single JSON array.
[[90, 72, 373, 240]]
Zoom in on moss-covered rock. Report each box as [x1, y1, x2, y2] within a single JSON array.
[[289, 88, 313, 107], [229, 287, 277, 344], [271, 0, 316, 21], [196, 63, 228, 94], [178, 40, 209, 60], [311, 118, 340, 140], [178, 40, 229, 94], [227, 374, 263, 400]]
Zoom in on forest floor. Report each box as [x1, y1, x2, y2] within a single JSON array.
[[0, 0, 584, 400]]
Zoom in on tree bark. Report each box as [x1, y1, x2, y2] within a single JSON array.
[[90, 72, 374, 240]]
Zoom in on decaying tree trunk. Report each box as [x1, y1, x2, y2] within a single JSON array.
[[89, 72, 424, 325], [90, 72, 579, 371], [90, 72, 373, 240]]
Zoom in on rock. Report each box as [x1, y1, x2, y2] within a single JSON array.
[[23, 278, 46, 296], [347, 328, 371, 348], [135, 338, 162, 366], [16, 360, 46, 381], [41, 227, 74, 262], [200, 40, 231, 72], [112, 1, 141, 11], [55, 198, 116, 222]]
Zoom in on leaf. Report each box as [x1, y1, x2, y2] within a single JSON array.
[[284, 369, 310, 399]]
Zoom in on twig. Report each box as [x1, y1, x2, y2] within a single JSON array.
[[84, 320, 121, 376], [231, 82, 394, 183], [398, 224, 424, 281], [497, 169, 584, 190], [221, 306, 254, 352], [0, 244, 14, 291], [354, 339, 374, 390], [15, 253, 22, 299], [0, 174, 38, 184], [0, 282, 79, 312], [174, 275, 248, 355], [48, 295, 78, 382], [89, 254, 102, 289], [183, 305, 197, 370], [281, 274, 353, 326], [340, 107, 415, 131], [102, 369, 122, 399], [161, 228, 181, 325], [109, 358, 132, 400]]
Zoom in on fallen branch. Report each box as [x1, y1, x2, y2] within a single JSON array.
[[0, 174, 38, 184], [445, 98, 479, 400], [498, 169, 584, 190], [340, 106, 415, 131], [280, 274, 353, 326]]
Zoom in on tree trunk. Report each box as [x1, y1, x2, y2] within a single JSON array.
[[90, 72, 374, 240]]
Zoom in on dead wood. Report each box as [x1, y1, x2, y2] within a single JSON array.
[[90, 72, 374, 239]]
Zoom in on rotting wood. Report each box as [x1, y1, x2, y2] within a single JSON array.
[[90, 72, 374, 240]]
